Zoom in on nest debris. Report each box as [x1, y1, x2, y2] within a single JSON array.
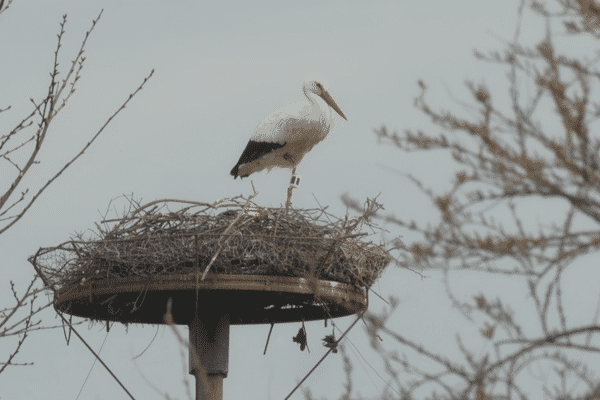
[[30, 196, 390, 292]]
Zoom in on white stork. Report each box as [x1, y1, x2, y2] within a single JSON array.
[[230, 80, 347, 179]]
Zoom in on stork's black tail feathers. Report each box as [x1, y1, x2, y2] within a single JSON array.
[[230, 164, 241, 179], [230, 140, 286, 179]]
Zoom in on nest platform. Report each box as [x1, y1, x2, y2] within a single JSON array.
[[30, 196, 389, 325]]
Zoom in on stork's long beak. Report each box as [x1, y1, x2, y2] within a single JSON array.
[[320, 90, 347, 121]]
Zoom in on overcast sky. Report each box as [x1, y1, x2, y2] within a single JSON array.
[[3, 1, 588, 399]]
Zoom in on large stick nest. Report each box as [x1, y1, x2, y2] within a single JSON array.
[[30, 196, 390, 291]]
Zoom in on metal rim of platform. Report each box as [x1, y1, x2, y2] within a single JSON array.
[[54, 273, 368, 325]]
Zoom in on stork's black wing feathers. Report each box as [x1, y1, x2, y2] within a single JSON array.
[[230, 140, 286, 179]]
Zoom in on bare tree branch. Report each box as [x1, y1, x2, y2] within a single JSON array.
[[0, 10, 154, 235], [344, 1, 600, 398], [1, 9, 153, 377]]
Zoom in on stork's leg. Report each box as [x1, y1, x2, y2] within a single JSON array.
[[286, 167, 298, 212]]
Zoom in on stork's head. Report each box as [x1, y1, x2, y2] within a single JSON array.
[[303, 80, 325, 96], [302, 80, 347, 121]]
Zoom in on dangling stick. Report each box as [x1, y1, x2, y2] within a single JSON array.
[[263, 323, 275, 355]]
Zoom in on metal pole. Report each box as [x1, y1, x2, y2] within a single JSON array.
[[193, 373, 224, 400], [189, 311, 230, 400]]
